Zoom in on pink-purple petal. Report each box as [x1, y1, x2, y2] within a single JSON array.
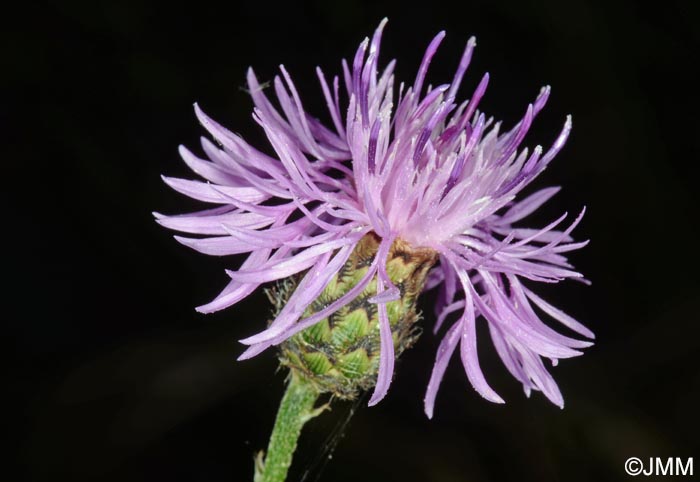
[[159, 21, 590, 415]]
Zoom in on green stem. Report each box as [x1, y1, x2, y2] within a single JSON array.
[[255, 371, 322, 482]]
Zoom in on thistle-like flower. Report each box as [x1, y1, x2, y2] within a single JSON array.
[[156, 19, 592, 418]]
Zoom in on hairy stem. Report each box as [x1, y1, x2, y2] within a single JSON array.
[[255, 371, 322, 482]]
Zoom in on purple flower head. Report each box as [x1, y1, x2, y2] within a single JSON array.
[[156, 19, 592, 415]]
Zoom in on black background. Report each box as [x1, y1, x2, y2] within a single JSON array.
[[9, 1, 699, 481]]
